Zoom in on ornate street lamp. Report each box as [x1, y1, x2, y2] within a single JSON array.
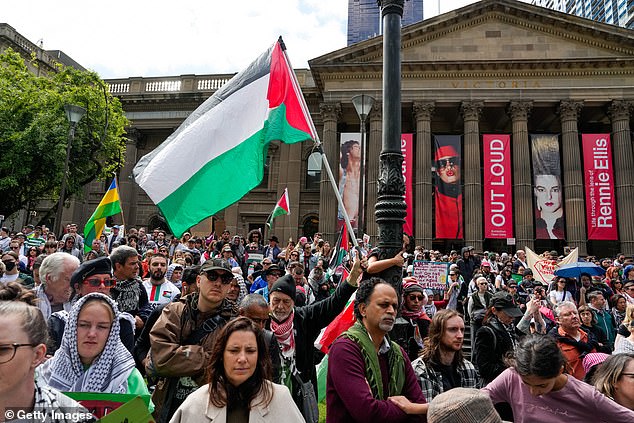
[[352, 94, 375, 236], [375, 0, 406, 294], [54, 104, 86, 236]]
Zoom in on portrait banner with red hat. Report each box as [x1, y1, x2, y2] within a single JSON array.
[[433, 135, 463, 239]]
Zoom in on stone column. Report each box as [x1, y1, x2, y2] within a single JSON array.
[[318, 102, 341, 242], [120, 128, 140, 227], [461, 101, 484, 251], [413, 101, 434, 248], [366, 101, 382, 247], [609, 100, 634, 255], [559, 100, 587, 255], [508, 101, 534, 251]]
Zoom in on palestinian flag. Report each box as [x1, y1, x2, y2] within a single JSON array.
[[133, 38, 317, 237], [83, 178, 122, 253], [266, 188, 290, 228]]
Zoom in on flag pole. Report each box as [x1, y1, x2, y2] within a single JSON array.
[[114, 173, 126, 230], [279, 37, 359, 249]]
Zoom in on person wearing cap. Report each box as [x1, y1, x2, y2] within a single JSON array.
[[149, 258, 238, 421], [47, 256, 135, 355], [474, 292, 545, 385], [434, 144, 462, 239], [547, 301, 597, 380], [263, 235, 281, 264], [426, 387, 500, 423], [220, 243, 239, 268], [268, 255, 364, 421], [483, 334, 634, 423], [253, 264, 283, 302], [391, 280, 432, 361], [327, 275, 425, 422]]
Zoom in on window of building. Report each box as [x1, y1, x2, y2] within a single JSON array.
[[306, 151, 322, 190]]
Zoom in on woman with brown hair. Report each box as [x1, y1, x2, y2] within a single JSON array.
[[593, 353, 634, 410], [170, 316, 304, 422]]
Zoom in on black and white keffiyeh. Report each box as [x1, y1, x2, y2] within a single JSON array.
[[45, 293, 136, 393]]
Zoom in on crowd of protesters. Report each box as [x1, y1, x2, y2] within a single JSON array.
[[1, 222, 634, 421]]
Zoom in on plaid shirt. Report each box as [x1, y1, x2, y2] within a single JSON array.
[[412, 356, 481, 402]]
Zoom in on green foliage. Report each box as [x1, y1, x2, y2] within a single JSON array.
[[0, 47, 128, 219]]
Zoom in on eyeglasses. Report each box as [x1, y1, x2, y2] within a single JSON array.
[[408, 294, 424, 301], [262, 262, 272, 266], [83, 277, 117, 288], [10, 246, 19, 250], [290, 253, 299, 257], [0, 343, 37, 364], [204, 270, 233, 284], [437, 157, 460, 170]]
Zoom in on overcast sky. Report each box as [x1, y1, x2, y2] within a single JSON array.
[[3, 1, 500, 79]]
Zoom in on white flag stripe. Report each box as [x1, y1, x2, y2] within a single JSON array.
[[136, 74, 270, 203]]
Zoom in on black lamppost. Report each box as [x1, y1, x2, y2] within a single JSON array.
[[352, 94, 375, 237], [54, 104, 86, 237], [375, 0, 406, 293]]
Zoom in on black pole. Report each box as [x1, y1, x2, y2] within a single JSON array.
[[375, 0, 406, 294]]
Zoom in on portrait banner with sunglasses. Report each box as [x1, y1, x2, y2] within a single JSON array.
[[582, 134, 618, 240], [338, 133, 362, 231], [531, 134, 565, 239], [483, 134, 513, 238], [412, 260, 450, 290], [433, 135, 463, 239]]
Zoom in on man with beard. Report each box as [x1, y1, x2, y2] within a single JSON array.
[[267, 256, 364, 421], [327, 276, 425, 422], [110, 245, 151, 330], [412, 309, 481, 403], [142, 254, 180, 310], [434, 144, 462, 239]]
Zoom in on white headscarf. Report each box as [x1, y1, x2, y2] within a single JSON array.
[[44, 293, 135, 393]]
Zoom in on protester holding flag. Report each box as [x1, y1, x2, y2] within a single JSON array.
[[266, 254, 364, 421]]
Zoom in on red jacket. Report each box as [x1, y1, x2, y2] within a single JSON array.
[[435, 189, 463, 239]]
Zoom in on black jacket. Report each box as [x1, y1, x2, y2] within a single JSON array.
[[474, 317, 521, 384]]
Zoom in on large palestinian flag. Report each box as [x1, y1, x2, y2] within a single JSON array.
[[133, 38, 316, 236]]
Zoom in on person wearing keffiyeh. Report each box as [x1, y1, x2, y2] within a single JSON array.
[[39, 293, 151, 403]]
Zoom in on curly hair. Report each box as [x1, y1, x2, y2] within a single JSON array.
[[207, 317, 273, 409]]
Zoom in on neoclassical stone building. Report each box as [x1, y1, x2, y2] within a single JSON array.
[[72, 0, 634, 255]]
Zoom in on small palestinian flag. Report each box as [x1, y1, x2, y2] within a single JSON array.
[[266, 188, 290, 228]]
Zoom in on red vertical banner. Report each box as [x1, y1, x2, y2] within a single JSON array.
[[483, 135, 513, 238], [582, 134, 618, 240], [434, 135, 463, 239], [401, 134, 414, 236]]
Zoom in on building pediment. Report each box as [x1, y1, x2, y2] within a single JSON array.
[[309, 0, 634, 93]]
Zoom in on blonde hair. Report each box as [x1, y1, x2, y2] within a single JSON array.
[[623, 304, 634, 327]]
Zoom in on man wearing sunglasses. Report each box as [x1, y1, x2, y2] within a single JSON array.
[[149, 258, 237, 421], [48, 256, 135, 355]]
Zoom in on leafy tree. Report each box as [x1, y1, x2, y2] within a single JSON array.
[[0, 47, 128, 223]]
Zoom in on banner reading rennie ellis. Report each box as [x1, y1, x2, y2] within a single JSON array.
[[483, 134, 513, 238], [582, 134, 618, 240]]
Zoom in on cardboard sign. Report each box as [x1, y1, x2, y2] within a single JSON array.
[[412, 261, 450, 290]]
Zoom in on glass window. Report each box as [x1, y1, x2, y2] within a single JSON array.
[[306, 151, 322, 190]]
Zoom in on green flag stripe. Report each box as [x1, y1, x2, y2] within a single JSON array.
[[87, 201, 122, 224]]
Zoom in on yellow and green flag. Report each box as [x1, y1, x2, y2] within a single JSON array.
[[83, 178, 122, 253]]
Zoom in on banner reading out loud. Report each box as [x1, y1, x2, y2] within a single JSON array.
[[483, 134, 513, 238]]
